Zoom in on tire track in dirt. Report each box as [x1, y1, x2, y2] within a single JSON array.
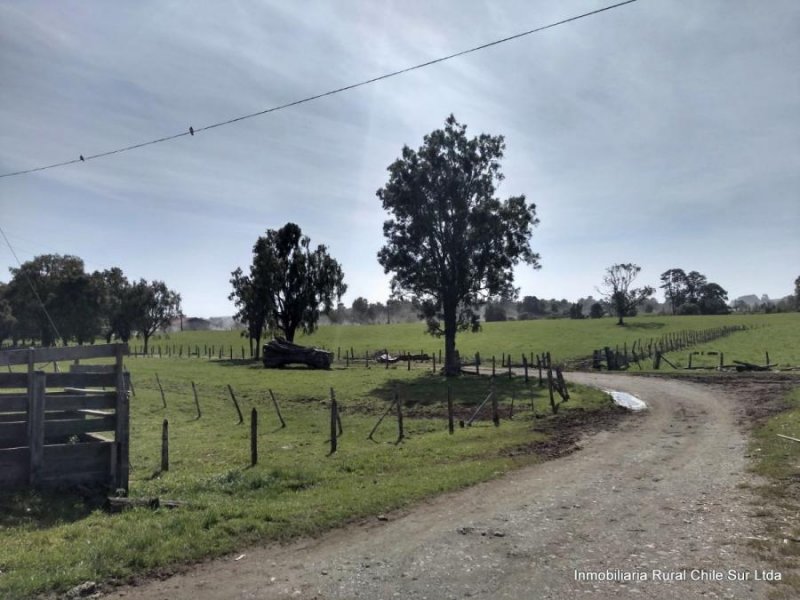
[[104, 374, 773, 600]]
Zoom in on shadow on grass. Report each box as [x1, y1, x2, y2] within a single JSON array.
[[369, 372, 539, 410], [621, 322, 666, 330], [210, 359, 263, 369], [211, 360, 345, 372], [0, 489, 99, 530]]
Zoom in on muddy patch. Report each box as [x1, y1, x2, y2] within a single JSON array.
[[502, 404, 634, 460]]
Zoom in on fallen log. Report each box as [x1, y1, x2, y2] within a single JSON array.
[[732, 360, 776, 372], [106, 497, 185, 512]]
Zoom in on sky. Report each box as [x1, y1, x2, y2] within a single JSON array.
[[1, 0, 798, 318]]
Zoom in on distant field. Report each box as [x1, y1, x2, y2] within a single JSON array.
[[144, 312, 800, 369]]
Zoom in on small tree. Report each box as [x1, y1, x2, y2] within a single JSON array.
[[659, 268, 687, 314], [246, 223, 346, 342], [599, 263, 654, 326], [132, 280, 181, 353], [568, 302, 585, 319], [377, 115, 540, 376], [589, 302, 604, 319], [229, 268, 268, 358], [351, 297, 371, 324], [698, 283, 729, 315]]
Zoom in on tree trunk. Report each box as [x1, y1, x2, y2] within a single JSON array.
[[443, 306, 459, 376], [143, 333, 150, 354]]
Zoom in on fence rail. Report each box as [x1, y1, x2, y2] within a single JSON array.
[[0, 343, 129, 492]]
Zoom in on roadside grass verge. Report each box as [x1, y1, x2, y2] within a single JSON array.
[[745, 387, 800, 598], [0, 357, 613, 599]]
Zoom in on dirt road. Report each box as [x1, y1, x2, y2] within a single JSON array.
[[104, 374, 775, 600]]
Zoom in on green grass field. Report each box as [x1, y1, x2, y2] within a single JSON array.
[[1, 312, 799, 598], [142, 312, 800, 369], [0, 345, 611, 598]]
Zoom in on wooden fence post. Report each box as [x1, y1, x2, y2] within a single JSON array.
[[116, 349, 130, 492], [28, 370, 46, 486], [447, 385, 454, 435], [491, 379, 500, 426], [329, 388, 338, 455], [250, 408, 258, 466], [191, 381, 201, 419], [227, 384, 244, 424], [268, 389, 287, 428], [161, 419, 169, 472], [395, 389, 405, 444], [537, 355, 543, 386], [156, 373, 166, 408], [547, 367, 557, 414], [126, 370, 136, 397]]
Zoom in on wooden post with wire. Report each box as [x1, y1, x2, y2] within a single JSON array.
[[161, 419, 169, 472]]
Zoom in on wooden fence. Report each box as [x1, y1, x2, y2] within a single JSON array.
[[0, 344, 129, 491]]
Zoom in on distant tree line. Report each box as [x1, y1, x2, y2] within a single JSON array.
[[659, 268, 730, 316], [327, 297, 423, 325], [0, 254, 181, 352]]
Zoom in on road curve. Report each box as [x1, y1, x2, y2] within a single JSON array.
[[105, 374, 771, 600]]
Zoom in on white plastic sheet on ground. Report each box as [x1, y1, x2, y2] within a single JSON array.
[[604, 389, 647, 411]]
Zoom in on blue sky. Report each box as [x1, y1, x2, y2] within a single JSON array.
[[1, 0, 798, 317]]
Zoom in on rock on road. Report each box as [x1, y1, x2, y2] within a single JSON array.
[[105, 374, 773, 600]]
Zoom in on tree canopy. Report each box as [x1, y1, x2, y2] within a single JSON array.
[[1, 255, 181, 348], [232, 222, 347, 345], [377, 115, 540, 375], [599, 263, 655, 326], [658, 268, 730, 315]]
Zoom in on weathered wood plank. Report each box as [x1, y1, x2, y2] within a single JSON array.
[[28, 372, 46, 485], [69, 364, 116, 374], [45, 415, 116, 438], [115, 353, 130, 491], [0, 447, 29, 486], [45, 392, 116, 411], [0, 394, 27, 412], [0, 372, 117, 388], [0, 421, 27, 446], [0, 343, 128, 366], [0, 412, 26, 423], [46, 372, 117, 388], [41, 441, 112, 479]]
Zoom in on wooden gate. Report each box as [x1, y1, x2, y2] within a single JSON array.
[[0, 343, 129, 491]]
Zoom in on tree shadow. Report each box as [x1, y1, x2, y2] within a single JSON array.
[[210, 359, 262, 369], [368, 373, 535, 411], [621, 322, 666, 330]]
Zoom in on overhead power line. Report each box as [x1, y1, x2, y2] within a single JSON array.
[[0, 0, 638, 179]]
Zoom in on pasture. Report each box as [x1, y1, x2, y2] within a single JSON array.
[[1, 312, 798, 598]]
